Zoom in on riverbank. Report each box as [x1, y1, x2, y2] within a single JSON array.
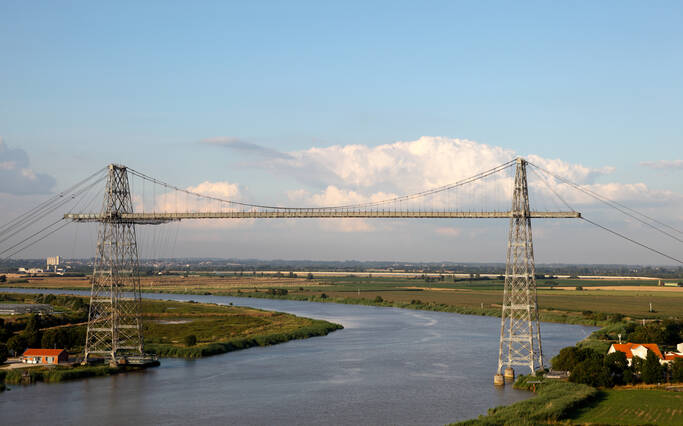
[[454, 375, 683, 425], [1, 292, 343, 390], [0, 362, 159, 387]]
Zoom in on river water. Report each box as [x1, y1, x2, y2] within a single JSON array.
[[0, 289, 596, 425]]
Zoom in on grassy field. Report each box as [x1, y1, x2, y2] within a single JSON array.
[[5, 274, 683, 324], [454, 376, 683, 425], [139, 298, 342, 358], [568, 389, 683, 425]]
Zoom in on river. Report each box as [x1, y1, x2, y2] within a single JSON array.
[[0, 289, 597, 425]]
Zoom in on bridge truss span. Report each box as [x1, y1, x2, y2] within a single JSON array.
[[64, 210, 580, 222]]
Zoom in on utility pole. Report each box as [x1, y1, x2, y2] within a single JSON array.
[[495, 158, 543, 385]]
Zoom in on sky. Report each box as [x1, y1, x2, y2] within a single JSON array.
[[1, 1, 682, 265]]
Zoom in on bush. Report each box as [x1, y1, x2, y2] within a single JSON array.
[[184, 335, 197, 347], [374, 296, 384, 303]]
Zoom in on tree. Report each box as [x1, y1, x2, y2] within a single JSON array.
[[604, 351, 629, 385], [671, 358, 683, 383], [24, 314, 40, 334], [552, 346, 581, 371], [570, 358, 613, 387], [184, 335, 197, 347], [628, 323, 666, 345], [552, 346, 602, 372], [641, 350, 664, 384], [0, 342, 8, 364], [0, 274, 6, 283], [7, 335, 27, 356]]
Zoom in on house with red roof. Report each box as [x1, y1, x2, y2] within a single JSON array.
[[664, 342, 683, 363], [608, 343, 667, 366], [21, 348, 68, 365]]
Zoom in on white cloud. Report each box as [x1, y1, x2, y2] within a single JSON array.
[[0, 137, 56, 195], [259, 137, 666, 211], [640, 160, 683, 170], [435, 227, 461, 237], [194, 136, 683, 237], [149, 180, 252, 230]]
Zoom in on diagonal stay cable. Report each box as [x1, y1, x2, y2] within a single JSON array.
[[528, 162, 683, 244], [0, 167, 106, 235], [0, 175, 106, 242], [0, 220, 72, 261], [581, 216, 682, 265], [0, 218, 65, 258]]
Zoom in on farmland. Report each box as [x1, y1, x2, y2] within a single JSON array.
[[4, 273, 683, 324]]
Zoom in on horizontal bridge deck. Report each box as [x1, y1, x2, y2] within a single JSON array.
[[65, 211, 580, 222]]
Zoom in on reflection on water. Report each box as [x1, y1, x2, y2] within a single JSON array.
[[0, 289, 596, 425]]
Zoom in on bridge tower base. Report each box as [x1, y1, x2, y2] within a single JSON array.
[[495, 158, 543, 383], [84, 164, 144, 364]]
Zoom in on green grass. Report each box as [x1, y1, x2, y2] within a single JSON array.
[[138, 298, 343, 358], [568, 389, 683, 425], [146, 319, 342, 358], [1, 364, 155, 385], [452, 376, 598, 425]]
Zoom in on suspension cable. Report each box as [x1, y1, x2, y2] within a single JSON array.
[[527, 162, 683, 244], [581, 217, 682, 265], [126, 159, 517, 211]]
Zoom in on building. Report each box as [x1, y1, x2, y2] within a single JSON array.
[[17, 267, 44, 274], [21, 349, 69, 365], [47, 256, 62, 273], [608, 343, 665, 365], [664, 343, 683, 363], [0, 304, 54, 315]]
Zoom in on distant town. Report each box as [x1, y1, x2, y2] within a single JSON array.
[[2, 256, 682, 280]]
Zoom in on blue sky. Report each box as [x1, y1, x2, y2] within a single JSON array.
[[1, 1, 682, 263]]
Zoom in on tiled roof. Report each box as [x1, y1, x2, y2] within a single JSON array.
[[610, 343, 663, 359], [22, 348, 66, 357]]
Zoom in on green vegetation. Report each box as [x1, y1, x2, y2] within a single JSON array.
[[551, 321, 683, 388], [147, 319, 341, 358], [569, 389, 683, 425], [452, 376, 598, 425], [0, 363, 156, 385], [0, 294, 89, 356]]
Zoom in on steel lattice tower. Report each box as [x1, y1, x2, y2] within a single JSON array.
[[495, 158, 543, 383], [84, 164, 144, 364]]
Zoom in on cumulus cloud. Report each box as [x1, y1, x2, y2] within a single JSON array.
[[200, 136, 682, 232], [0, 138, 56, 195], [263, 137, 655, 209], [147, 180, 252, 229], [640, 160, 683, 170]]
